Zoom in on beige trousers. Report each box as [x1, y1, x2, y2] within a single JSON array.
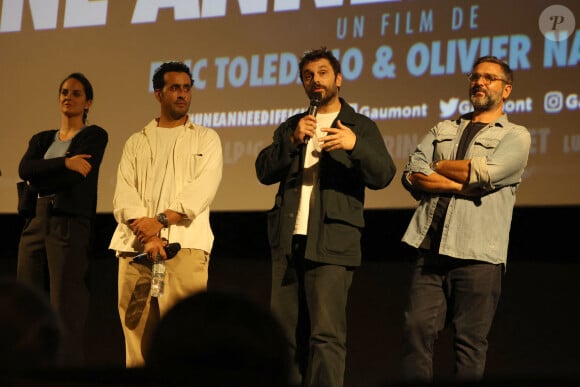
[[117, 248, 209, 367]]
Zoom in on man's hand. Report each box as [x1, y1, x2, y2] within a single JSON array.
[[320, 120, 356, 152], [143, 236, 167, 261], [131, 217, 163, 243], [292, 115, 317, 145]]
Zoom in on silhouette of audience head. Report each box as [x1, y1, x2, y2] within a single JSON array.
[[146, 290, 291, 387], [0, 278, 63, 370]]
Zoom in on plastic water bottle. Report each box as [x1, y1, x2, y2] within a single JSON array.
[[150, 260, 166, 298]]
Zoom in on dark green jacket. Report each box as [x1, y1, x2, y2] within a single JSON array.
[[255, 99, 396, 266]]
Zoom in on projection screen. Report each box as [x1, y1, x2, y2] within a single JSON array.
[[0, 0, 579, 213]]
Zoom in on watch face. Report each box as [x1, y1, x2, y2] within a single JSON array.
[[157, 213, 168, 227]]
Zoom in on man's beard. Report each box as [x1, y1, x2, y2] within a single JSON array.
[[470, 88, 498, 111], [471, 94, 492, 110], [169, 104, 189, 120]]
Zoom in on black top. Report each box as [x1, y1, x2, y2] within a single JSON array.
[[19, 125, 108, 218], [420, 121, 487, 251]]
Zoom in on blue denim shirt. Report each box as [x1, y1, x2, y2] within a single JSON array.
[[401, 114, 531, 265]]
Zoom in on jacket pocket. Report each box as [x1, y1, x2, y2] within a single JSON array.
[[324, 192, 365, 228], [432, 133, 455, 160], [472, 137, 500, 157], [320, 192, 364, 256]]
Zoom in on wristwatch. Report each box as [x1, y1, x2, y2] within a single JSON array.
[[156, 213, 169, 228], [430, 160, 439, 171]]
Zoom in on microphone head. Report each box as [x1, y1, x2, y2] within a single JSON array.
[[165, 242, 181, 259], [310, 92, 322, 106]]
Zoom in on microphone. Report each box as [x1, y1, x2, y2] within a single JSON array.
[[132, 242, 182, 266], [304, 92, 322, 144], [163, 242, 181, 259]]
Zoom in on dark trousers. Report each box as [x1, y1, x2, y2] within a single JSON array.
[[402, 252, 502, 382], [271, 235, 354, 387], [17, 197, 91, 367]]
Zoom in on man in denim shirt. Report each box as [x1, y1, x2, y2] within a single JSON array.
[[400, 56, 531, 382]]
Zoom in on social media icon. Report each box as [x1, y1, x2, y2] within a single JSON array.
[[440, 98, 459, 118], [544, 91, 563, 113]]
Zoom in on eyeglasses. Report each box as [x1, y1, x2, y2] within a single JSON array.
[[467, 73, 510, 85]]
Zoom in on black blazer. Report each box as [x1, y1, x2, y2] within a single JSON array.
[[19, 125, 108, 218]]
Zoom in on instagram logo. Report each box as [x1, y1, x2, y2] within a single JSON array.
[[544, 91, 563, 113]]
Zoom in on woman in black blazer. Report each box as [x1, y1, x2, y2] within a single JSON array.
[[17, 72, 108, 367]]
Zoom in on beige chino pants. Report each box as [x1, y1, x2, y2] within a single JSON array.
[[117, 248, 209, 367]]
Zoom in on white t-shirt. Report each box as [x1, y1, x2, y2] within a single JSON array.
[[151, 125, 182, 210], [293, 111, 339, 235]]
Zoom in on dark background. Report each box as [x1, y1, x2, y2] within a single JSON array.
[[1, 206, 579, 386]]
